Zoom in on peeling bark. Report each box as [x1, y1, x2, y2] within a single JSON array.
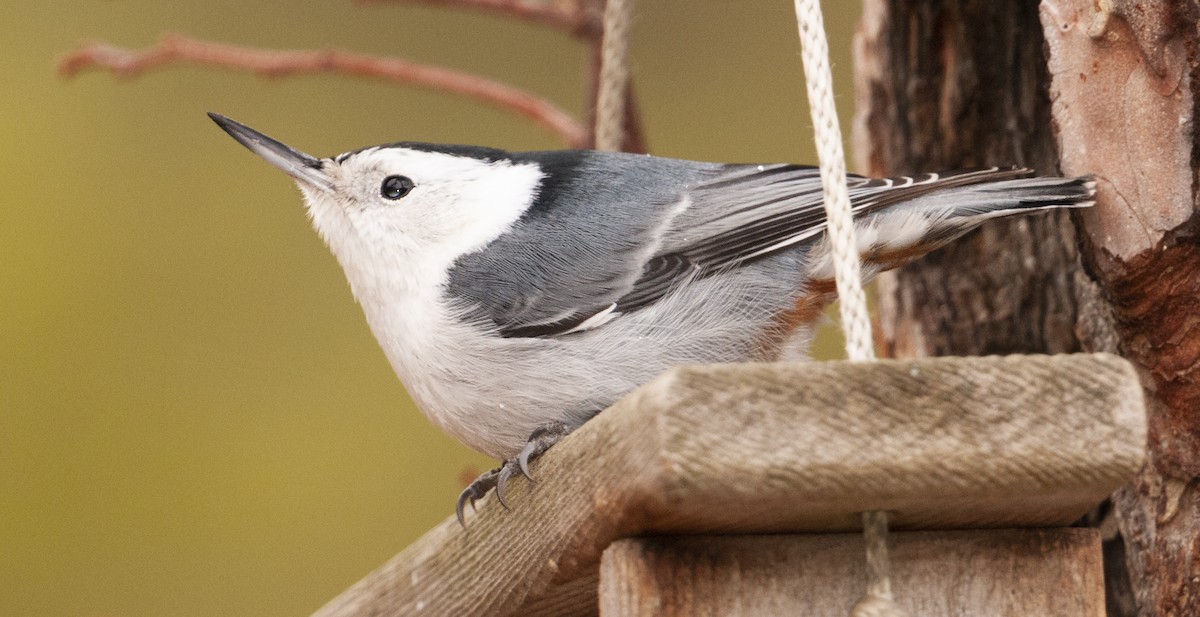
[[1044, 1, 1200, 614], [856, 0, 1200, 614]]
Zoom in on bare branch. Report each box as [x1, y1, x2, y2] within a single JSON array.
[[59, 33, 588, 147], [355, 0, 602, 39]]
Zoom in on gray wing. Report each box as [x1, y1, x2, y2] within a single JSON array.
[[445, 149, 1018, 338], [446, 150, 714, 337], [446, 151, 841, 337], [628, 166, 1047, 307]]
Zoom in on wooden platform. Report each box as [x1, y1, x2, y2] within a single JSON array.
[[601, 529, 1105, 616], [311, 354, 1146, 617]]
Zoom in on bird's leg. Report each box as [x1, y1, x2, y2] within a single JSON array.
[[456, 467, 500, 526], [455, 420, 575, 526], [515, 420, 574, 479]]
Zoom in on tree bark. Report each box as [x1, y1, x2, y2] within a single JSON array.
[[853, 0, 1090, 359], [854, 0, 1200, 615]]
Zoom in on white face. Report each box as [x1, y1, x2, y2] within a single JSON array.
[[297, 146, 544, 290]]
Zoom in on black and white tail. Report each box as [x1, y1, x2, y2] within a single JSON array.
[[809, 167, 1095, 278]]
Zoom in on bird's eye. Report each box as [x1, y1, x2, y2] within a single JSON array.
[[381, 175, 415, 200]]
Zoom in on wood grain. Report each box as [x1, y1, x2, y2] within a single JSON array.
[[1040, 2, 1200, 612], [600, 529, 1105, 617], [311, 354, 1145, 617], [855, 0, 1200, 612]]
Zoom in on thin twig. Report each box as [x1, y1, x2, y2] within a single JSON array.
[[356, 0, 602, 39], [584, 5, 605, 144], [593, 0, 633, 151], [621, 83, 646, 153], [59, 33, 588, 147]]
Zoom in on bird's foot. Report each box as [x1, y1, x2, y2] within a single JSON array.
[[456, 467, 500, 526], [455, 421, 574, 526]]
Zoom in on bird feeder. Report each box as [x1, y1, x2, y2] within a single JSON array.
[[308, 1, 1146, 614], [310, 354, 1145, 616]]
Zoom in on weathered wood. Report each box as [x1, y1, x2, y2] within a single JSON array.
[[855, 0, 1200, 613], [1041, 3, 1200, 614], [600, 530, 1106, 616], [311, 354, 1144, 617]]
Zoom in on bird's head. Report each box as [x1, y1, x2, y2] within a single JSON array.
[[208, 113, 542, 288]]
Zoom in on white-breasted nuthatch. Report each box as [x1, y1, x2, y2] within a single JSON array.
[[208, 113, 1094, 523]]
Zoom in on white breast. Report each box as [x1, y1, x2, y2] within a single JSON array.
[[356, 252, 806, 459]]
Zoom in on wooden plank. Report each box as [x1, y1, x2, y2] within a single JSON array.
[[311, 354, 1145, 617], [599, 529, 1105, 616]]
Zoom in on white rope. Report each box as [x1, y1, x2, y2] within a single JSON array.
[[793, 0, 875, 364], [595, 0, 634, 152], [860, 510, 897, 606], [792, 2, 905, 616]]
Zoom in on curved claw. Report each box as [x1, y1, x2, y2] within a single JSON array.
[[517, 443, 537, 481], [494, 464, 517, 510], [452, 421, 579, 526], [456, 467, 500, 527], [517, 420, 573, 481], [455, 491, 475, 527]]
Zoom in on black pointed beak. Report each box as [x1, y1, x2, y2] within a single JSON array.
[[208, 113, 334, 194]]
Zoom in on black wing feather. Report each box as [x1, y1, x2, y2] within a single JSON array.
[[447, 151, 1032, 338]]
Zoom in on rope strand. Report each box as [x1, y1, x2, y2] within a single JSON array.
[[792, 2, 905, 615], [793, 0, 875, 364]]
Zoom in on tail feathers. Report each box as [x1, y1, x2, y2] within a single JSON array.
[[860, 168, 1094, 216], [934, 173, 1096, 218], [808, 168, 1095, 280]]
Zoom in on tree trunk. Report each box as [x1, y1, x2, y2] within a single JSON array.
[[854, 1, 1200, 615]]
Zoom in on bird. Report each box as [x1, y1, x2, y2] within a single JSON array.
[[207, 112, 1094, 524]]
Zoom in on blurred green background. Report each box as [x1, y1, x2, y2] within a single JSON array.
[[2, 1, 859, 615]]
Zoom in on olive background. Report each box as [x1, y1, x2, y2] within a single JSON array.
[[2, 2, 859, 615]]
